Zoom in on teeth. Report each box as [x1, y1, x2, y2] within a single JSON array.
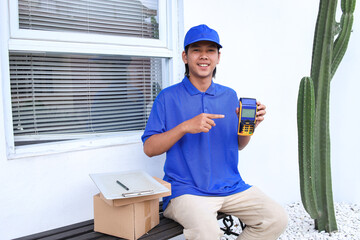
[[199, 64, 208, 67]]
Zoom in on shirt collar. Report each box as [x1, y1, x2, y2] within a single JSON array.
[[182, 76, 216, 96]]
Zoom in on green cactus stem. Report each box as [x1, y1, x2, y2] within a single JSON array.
[[331, 0, 355, 78], [297, 77, 318, 220], [297, 0, 355, 233]]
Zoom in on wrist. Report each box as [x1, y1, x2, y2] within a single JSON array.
[[178, 121, 189, 134]]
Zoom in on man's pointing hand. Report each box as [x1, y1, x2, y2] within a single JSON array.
[[183, 113, 225, 134]]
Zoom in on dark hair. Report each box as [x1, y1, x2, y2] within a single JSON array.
[[184, 44, 221, 78]]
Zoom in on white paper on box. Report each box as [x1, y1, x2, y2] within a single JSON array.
[[90, 170, 169, 200]]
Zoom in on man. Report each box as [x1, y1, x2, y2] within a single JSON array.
[[142, 24, 287, 240]]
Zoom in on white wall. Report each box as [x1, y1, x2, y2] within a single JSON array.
[[183, 0, 360, 205], [1, 1, 359, 239]]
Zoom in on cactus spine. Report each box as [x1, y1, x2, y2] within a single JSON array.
[[297, 0, 355, 232]]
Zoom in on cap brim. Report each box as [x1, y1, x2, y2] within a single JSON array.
[[185, 38, 222, 48]]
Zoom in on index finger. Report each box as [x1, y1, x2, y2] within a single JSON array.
[[206, 114, 225, 119]]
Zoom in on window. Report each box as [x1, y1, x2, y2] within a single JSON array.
[[10, 52, 163, 146], [3, 0, 182, 157], [18, 0, 160, 39]]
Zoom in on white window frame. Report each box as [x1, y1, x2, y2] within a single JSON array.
[[9, 0, 168, 49], [1, 0, 184, 159]]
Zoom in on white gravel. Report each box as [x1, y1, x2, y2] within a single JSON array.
[[279, 202, 360, 240]]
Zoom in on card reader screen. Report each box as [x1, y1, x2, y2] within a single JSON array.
[[242, 108, 256, 118]]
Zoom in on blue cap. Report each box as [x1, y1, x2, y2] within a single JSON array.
[[184, 24, 222, 49]]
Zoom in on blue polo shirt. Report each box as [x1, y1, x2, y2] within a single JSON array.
[[142, 76, 251, 209]]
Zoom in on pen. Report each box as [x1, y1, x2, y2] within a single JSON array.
[[116, 180, 129, 191]]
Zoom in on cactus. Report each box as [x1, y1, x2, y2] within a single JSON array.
[[297, 0, 355, 233]]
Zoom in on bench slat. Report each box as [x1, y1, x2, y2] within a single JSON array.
[[13, 220, 94, 240], [66, 231, 117, 240], [142, 222, 182, 237], [140, 225, 184, 240], [38, 225, 94, 240]]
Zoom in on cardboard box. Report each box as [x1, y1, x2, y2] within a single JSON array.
[[94, 177, 171, 240]]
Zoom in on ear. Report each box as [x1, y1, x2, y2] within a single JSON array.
[[217, 51, 221, 64], [182, 51, 188, 64]]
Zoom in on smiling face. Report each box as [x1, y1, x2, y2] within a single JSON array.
[[183, 41, 221, 83]]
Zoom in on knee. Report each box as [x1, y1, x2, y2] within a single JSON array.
[[265, 204, 288, 237], [181, 211, 223, 240]]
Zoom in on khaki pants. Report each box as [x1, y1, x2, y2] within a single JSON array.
[[164, 186, 288, 240]]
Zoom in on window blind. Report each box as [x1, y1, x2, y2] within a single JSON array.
[[10, 52, 163, 145], [18, 0, 159, 38]]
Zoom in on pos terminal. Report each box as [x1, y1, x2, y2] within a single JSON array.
[[237, 98, 257, 136]]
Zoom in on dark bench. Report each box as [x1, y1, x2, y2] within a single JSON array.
[[14, 202, 245, 240]]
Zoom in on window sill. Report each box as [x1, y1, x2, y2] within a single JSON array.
[[7, 131, 143, 160]]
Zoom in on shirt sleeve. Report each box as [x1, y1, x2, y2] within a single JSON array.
[[141, 92, 166, 144]]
